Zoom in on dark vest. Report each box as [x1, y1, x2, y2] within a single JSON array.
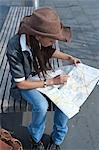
[[6, 34, 55, 100]]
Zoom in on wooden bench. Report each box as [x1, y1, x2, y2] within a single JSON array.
[[0, 7, 62, 113]]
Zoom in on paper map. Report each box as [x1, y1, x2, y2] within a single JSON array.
[[29, 63, 99, 119]]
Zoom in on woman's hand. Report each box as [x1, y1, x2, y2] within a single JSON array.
[[47, 74, 69, 85], [69, 56, 81, 66]]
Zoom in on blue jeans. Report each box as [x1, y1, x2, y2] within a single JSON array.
[[20, 89, 68, 145]]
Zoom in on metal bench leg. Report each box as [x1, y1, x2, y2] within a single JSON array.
[[32, 0, 39, 9]]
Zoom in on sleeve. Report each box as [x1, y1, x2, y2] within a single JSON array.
[[6, 50, 25, 82]]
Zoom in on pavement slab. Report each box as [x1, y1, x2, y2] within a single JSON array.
[[0, 0, 99, 150]]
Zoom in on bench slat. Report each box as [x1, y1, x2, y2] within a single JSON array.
[[0, 7, 23, 112], [0, 7, 18, 67], [3, 7, 31, 112], [0, 7, 13, 53], [0, 63, 10, 112], [0, 56, 8, 85], [2, 73, 11, 112]]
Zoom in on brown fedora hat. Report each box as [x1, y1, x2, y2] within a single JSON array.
[[18, 7, 71, 42]]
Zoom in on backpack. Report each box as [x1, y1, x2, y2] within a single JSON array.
[[0, 128, 23, 150]]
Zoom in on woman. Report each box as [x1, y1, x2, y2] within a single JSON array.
[[7, 7, 81, 150]]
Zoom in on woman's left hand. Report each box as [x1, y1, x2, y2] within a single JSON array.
[[69, 56, 81, 66]]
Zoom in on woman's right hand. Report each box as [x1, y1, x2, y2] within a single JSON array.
[[47, 74, 69, 86]]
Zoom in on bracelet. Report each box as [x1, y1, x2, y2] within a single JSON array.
[[43, 79, 47, 88]]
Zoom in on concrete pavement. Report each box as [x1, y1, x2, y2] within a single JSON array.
[[0, 0, 99, 150]]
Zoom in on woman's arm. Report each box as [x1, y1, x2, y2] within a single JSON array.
[[52, 49, 72, 60], [16, 74, 69, 89], [16, 80, 45, 89], [52, 49, 81, 65]]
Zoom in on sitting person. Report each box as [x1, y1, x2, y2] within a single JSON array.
[[7, 7, 81, 150]]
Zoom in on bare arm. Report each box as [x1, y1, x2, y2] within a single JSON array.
[[16, 74, 69, 89], [16, 80, 45, 89], [52, 49, 81, 65], [52, 49, 72, 60]]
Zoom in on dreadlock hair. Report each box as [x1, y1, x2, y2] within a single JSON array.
[[26, 35, 53, 79]]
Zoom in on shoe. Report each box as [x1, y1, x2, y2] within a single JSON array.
[[47, 143, 60, 150], [31, 141, 45, 150], [47, 138, 61, 150], [30, 136, 45, 150]]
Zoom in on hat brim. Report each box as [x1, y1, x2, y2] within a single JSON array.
[[19, 22, 71, 42]]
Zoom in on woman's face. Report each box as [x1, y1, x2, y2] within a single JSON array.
[[36, 36, 56, 47]]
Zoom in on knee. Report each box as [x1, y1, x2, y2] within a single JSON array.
[[33, 98, 49, 112], [39, 99, 49, 112]]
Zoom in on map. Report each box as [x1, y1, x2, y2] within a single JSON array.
[[29, 63, 99, 119]]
